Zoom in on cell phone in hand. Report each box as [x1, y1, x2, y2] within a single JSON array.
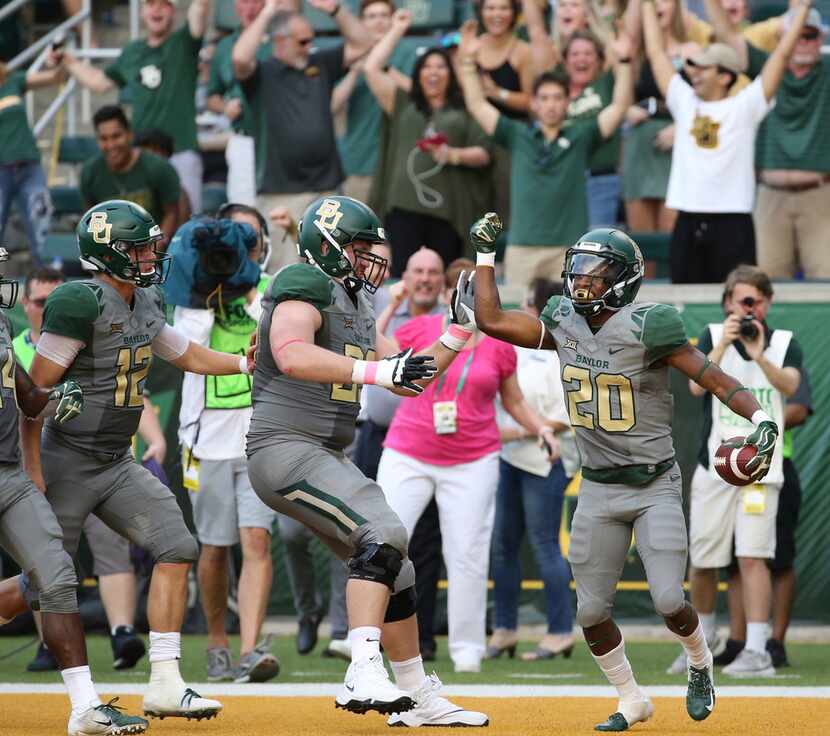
[[416, 131, 449, 151]]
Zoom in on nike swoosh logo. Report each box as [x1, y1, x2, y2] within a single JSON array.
[[146, 321, 155, 328], [345, 683, 355, 692], [94, 719, 112, 726], [367, 638, 380, 642], [706, 692, 714, 711], [609, 347, 624, 355]]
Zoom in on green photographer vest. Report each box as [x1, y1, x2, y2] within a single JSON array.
[[205, 276, 269, 410]]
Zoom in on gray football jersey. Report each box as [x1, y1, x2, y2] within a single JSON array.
[[41, 280, 166, 454], [248, 264, 376, 453], [0, 314, 19, 463], [540, 296, 688, 476]]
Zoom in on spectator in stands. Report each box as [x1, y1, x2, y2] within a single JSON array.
[[0, 61, 67, 265], [458, 21, 631, 287], [233, 1, 372, 271], [207, 0, 267, 206], [134, 128, 192, 224], [175, 203, 279, 683], [488, 278, 576, 663], [59, 0, 210, 214], [620, 0, 706, 234], [714, 368, 813, 670], [641, 0, 808, 283], [706, 0, 830, 279], [14, 268, 156, 674], [332, 0, 414, 204], [365, 11, 493, 276], [82, 106, 182, 247], [675, 265, 803, 678], [378, 257, 557, 673]]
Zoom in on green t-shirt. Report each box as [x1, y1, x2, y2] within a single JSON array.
[[494, 115, 601, 246], [206, 30, 270, 137], [0, 71, 39, 165], [105, 25, 201, 153], [752, 49, 830, 172], [80, 150, 181, 224], [565, 70, 619, 175]]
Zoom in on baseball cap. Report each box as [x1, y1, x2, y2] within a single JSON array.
[[141, 0, 178, 5], [687, 43, 744, 74], [784, 7, 828, 34]]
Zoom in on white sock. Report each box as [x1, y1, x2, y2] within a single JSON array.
[[746, 622, 768, 654], [349, 626, 382, 662], [390, 655, 427, 692], [674, 622, 710, 669], [149, 658, 186, 690], [149, 631, 181, 662], [698, 612, 716, 643], [592, 639, 643, 704], [61, 665, 101, 716]]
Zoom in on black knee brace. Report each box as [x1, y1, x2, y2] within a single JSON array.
[[384, 585, 417, 623], [347, 543, 403, 590]]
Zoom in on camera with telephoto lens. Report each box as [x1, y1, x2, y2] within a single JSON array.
[[739, 315, 759, 341]]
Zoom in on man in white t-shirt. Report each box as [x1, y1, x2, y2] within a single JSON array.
[[641, 0, 810, 283]]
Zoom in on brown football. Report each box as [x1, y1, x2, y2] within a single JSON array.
[[713, 437, 758, 486]]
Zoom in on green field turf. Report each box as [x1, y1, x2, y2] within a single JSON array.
[[0, 635, 827, 687]]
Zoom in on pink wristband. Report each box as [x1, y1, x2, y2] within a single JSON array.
[[439, 324, 473, 352]]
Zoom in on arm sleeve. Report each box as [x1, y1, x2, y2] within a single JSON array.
[[206, 48, 227, 97], [787, 364, 813, 411], [783, 336, 803, 370], [666, 73, 694, 120], [492, 114, 517, 148], [156, 157, 182, 206], [239, 64, 260, 102], [172, 305, 215, 348], [499, 341, 518, 380], [35, 332, 85, 368], [151, 324, 191, 361], [104, 49, 128, 87], [465, 114, 494, 152], [41, 282, 101, 344], [696, 326, 713, 354], [642, 304, 689, 365], [316, 45, 346, 85], [270, 264, 334, 313], [539, 295, 563, 337], [744, 76, 774, 125]]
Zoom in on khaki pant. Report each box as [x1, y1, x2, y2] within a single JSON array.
[[504, 244, 568, 288], [257, 190, 336, 273], [754, 182, 830, 279], [342, 175, 373, 205]]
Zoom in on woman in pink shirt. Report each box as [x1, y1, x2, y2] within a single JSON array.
[[377, 260, 557, 673]]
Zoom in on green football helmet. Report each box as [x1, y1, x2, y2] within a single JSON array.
[[0, 247, 19, 309], [77, 200, 170, 287], [563, 228, 644, 316], [297, 195, 387, 294]]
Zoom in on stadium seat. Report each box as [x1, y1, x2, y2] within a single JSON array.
[[214, 0, 239, 32], [50, 186, 85, 216], [58, 136, 98, 164], [749, 0, 787, 22], [630, 231, 670, 279], [41, 233, 79, 264], [202, 183, 228, 216]]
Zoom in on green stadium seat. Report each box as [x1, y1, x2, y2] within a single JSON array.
[[41, 233, 80, 264], [50, 186, 85, 216], [630, 231, 670, 279], [214, 0, 239, 32], [202, 184, 228, 216], [749, 0, 787, 22], [58, 136, 98, 164]]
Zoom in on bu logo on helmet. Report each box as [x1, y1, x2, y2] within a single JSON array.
[[87, 212, 112, 244], [315, 199, 344, 232]]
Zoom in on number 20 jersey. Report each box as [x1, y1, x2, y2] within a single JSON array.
[[248, 263, 376, 454], [40, 279, 165, 455], [540, 296, 688, 471]]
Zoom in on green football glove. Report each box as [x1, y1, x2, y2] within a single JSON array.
[[49, 380, 84, 424], [469, 212, 503, 254], [743, 420, 778, 479]]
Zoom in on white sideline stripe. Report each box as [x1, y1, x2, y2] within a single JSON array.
[[0, 683, 827, 698]]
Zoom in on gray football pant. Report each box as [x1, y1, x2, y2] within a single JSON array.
[[247, 439, 415, 593], [41, 437, 198, 569], [568, 463, 688, 628], [278, 514, 349, 637], [0, 463, 78, 613]]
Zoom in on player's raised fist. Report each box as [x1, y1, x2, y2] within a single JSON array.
[[469, 212, 502, 253]]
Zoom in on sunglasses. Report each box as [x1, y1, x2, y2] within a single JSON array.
[[800, 28, 820, 40]]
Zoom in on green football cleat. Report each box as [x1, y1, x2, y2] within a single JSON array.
[[595, 712, 631, 732], [687, 657, 716, 720], [595, 698, 653, 732], [69, 697, 149, 735]]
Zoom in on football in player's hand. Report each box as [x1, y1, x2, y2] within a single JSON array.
[[713, 437, 759, 486]]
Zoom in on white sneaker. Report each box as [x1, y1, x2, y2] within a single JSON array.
[[722, 648, 776, 678], [324, 638, 351, 661], [143, 683, 222, 720], [387, 674, 489, 727], [453, 655, 482, 674], [68, 699, 148, 735], [335, 654, 415, 715], [666, 650, 687, 675]]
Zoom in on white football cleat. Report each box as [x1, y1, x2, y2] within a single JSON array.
[[143, 684, 222, 720], [68, 699, 148, 735], [387, 674, 489, 728], [335, 654, 415, 715]]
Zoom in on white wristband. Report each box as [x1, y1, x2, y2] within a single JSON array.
[[239, 355, 250, 375], [439, 324, 473, 352], [476, 251, 496, 268], [751, 410, 773, 427]]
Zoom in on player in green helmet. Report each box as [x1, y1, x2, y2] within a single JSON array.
[[247, 195, 488, 727], [460, 214, 779, 732], [18, 199, 257, 723]]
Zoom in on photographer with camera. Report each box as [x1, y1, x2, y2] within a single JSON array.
[[163, 205, 279, 684], [667, 265, 803, 678]]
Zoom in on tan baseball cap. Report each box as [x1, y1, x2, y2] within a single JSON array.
[[687, 43, 744, 75], [141, 0, 178, 5]]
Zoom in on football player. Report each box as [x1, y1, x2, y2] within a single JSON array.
[[246, 195, 487, 727], [0, 248, 150, 735], [19, 200, 255, 722], [463, 214, 778, 732]]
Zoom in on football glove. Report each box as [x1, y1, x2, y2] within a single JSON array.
[[743, 420, 778, 479], [469, 212, 503, 254], [450, 270, 476, 329], [49, 380, 84, 424], [353, 348, 438, 395]]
